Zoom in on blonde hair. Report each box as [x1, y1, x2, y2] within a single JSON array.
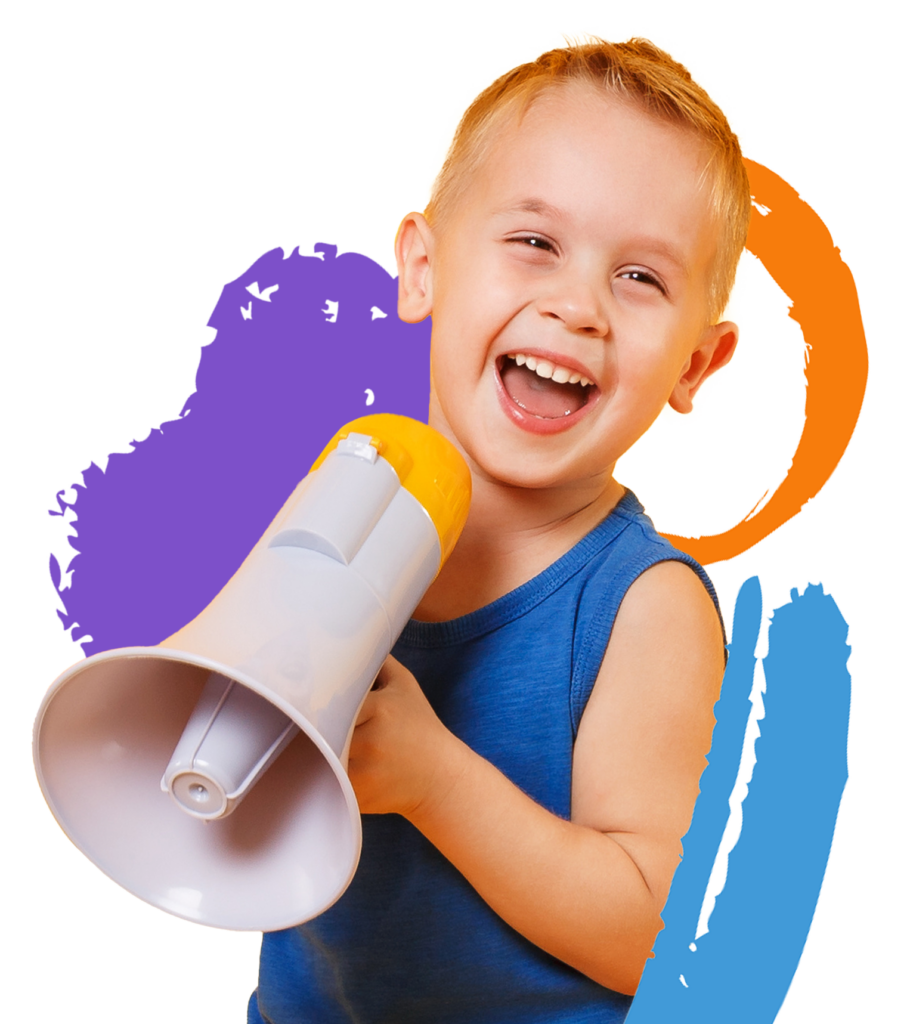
[[426, 38, 751, 323]]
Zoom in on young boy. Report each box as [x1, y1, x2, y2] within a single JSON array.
[[250, 38, 750, 1023]]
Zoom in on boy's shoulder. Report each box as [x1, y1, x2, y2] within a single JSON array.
[[568, 491, 722, 730], [577, 490, 717, 611]]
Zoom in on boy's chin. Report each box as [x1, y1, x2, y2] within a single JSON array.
[[469, 444, 611, 495]]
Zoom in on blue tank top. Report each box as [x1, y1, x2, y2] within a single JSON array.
[[249, 491, 720, 1024]]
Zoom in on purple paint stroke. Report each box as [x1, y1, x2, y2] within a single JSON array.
[[51, 245, 431, 654]]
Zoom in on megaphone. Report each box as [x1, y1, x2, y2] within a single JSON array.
[[34, 414, 471, 931]]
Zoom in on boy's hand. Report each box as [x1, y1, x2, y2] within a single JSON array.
[[347, 656, 466, 819]]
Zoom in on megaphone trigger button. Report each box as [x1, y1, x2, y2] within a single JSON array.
[[337, 434, 379, 464]]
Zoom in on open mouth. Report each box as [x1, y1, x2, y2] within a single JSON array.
[[498, 353, 597, 420]]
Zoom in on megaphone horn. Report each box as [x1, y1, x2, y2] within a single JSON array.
[[34, 415, 471, 931]]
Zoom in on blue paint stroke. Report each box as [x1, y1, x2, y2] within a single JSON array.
[[630, 580, 851, 1023]]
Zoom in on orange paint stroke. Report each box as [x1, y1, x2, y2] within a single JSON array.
[[664, 160, 868, 565]]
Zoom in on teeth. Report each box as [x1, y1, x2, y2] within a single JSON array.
[[506, 353, 594, 387]]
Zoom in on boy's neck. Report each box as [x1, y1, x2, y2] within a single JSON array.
[[414, 469, 625, 623]]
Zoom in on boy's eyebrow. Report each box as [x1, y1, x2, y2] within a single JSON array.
[[489, 196, 569, 221], [493, 198, 566, 219], [626, 237, 692, 276]]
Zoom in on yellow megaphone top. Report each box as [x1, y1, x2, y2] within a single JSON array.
[[309, 414, 472, 567]]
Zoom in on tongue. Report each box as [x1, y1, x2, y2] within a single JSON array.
[[501, 362, 588, 419]]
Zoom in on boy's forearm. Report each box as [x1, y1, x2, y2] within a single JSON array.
[[405, 729, 663, 996]]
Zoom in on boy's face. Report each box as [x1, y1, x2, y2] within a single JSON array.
[[398, 83, 737, 495]]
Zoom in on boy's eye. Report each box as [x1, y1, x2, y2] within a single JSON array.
[[509, 234, 556, 253], [619, 269, 665, 293]]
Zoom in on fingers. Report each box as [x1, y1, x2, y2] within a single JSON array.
[[373, 653, 417, 690], [363, 660, 400, 729]]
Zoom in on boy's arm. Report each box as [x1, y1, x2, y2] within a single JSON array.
[[348, 559, 724, 996], [569, 558, 724, 986]]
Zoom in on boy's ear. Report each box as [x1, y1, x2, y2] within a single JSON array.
[[395, 213, 434, 323], [668, 321, 738, 414]]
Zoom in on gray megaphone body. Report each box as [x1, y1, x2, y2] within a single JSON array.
[[33, 415, 471, 931]]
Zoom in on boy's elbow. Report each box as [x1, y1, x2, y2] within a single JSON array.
[[581, 947, 649, 998], [575, 902, 664, 997]]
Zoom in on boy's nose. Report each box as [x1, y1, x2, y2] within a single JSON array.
[[536, 278, 609, 337]]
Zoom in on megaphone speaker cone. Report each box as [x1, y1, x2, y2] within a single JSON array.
[[34, 415, 472, 931], [35, 650, 361, 931]]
